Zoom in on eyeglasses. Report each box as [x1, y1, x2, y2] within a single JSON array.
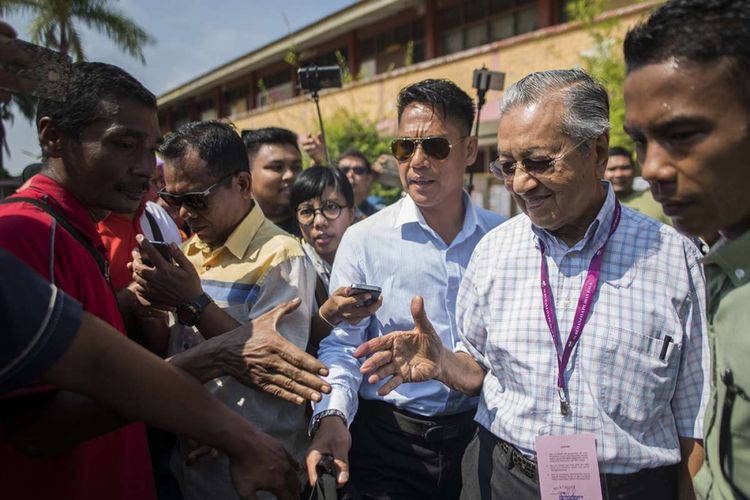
[[489, 138, 590, 179], [338, 165, 368, 176], [296, 200, 347, 226], [390, 136, 461, 162], [158, 172, 237, 211]]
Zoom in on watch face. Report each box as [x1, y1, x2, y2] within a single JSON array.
[[177, 303, 198, 326]]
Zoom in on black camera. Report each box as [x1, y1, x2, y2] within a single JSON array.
[[297, 65, 343, 94]]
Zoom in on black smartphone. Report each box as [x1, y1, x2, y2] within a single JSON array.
[[142, 240, 173, 266], [150, 241, 173, 261], [349, 283, 382, 308]]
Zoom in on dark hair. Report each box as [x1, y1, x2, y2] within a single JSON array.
[[336, 149, 371, 172], [608, 146, 633, 164], [624, 0, 750, 107], [396, 79, 475, 136], [291, 166, 354, 214], [36, 62, 156, 141], [159, 121, 249, 179], [241, 127, 300, 164]]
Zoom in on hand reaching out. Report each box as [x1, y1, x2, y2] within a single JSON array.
[[354, 296, 445, 395]]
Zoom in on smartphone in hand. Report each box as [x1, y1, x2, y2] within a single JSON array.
[[349, 284, 382, 308]]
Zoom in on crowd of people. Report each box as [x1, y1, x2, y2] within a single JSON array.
[[1, 0, 748, 499]]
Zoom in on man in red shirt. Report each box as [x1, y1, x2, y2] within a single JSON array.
[[0, 61, 161, 500]]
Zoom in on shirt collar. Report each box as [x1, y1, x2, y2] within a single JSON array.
[[394, 191, 484, 244], [704, 228, 750, 287], [185, 202, 264, 260], [23, 174, 105, 249], [532, 181, 616, 253]]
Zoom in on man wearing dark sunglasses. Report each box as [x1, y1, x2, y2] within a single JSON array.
[[306, 79, 505, 499], [354, 69, 710, 500], [130, 121, 320, 499], [336, 150, 380, 220]]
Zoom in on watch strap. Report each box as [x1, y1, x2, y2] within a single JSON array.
[[308, 409, 346, 437]]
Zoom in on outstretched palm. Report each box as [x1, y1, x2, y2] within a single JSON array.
[[355, 296, 445, 395]]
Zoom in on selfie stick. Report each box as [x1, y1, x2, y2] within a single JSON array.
[[298, 66, 343, 167], [469, 66, 505, 193]]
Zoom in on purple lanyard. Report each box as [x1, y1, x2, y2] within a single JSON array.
[[539, 200, 621, 415]]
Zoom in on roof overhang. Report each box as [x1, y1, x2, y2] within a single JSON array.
[[157, 0, 421, 107]]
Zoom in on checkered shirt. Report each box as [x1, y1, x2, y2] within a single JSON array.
[[456, 185, 710, 474]]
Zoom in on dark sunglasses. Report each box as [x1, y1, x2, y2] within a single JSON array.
[[390, 136, 459, 162], [158, 172, 237, 211], [338, 165, 368, 176], [296, 200, 347, 226]]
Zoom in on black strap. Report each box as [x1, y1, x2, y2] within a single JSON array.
[[143, 206, 164, 241], [0, 196, 110, 283], [719, 368, 750, 498]]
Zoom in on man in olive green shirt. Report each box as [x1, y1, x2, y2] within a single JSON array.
[[603, 146, 671, 225], [623, 0, 750, 497]]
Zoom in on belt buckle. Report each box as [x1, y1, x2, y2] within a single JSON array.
[[423, 425, 444, 442]]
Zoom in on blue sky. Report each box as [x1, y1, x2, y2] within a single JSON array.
[[2, 0, 355, 175]]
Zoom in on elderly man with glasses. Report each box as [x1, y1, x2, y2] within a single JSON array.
[[305, 79, 505, 499], [356, 69, 710, 500], [130, 120, 322, 500]]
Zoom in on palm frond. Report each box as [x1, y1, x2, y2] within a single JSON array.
[[74, 2, 155, 64]]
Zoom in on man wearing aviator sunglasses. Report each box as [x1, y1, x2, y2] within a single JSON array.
[[305, 79, 505, 499], [336, 150, 380, 220], [130, 121, 321, 500]]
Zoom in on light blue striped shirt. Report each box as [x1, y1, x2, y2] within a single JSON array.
[[456, 184, 710, 474], [314, 193, 505, 423]]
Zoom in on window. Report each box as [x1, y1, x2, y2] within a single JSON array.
[[357, 19, 425, 78], [223, 84, 248, 117], [256, 68, 292, 108], [439, 0, 538, 56]]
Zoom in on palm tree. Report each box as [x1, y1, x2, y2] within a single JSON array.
[[0, 0, 154, 173], [0, 0, 154, 63]]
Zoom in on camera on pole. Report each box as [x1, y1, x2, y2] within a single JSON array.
[[468, 66, 505, 193], [297, 65, 343, 167]]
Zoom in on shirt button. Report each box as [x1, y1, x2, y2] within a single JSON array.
[[735, 269, 746, 279]]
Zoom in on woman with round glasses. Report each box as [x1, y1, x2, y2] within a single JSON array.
[[291, 166, 382, 352]]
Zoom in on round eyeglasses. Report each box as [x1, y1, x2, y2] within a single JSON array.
[[296, 200, 347, 226]]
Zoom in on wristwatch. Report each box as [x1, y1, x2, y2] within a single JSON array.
[[176, 292, 213, 326], [308, 409, 347, 437]]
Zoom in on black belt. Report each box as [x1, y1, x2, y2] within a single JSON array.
[[358, 398, 475, 443], [495, 435, 538, 480]]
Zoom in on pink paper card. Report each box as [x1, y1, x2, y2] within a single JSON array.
[[535, 433, 602, 500]]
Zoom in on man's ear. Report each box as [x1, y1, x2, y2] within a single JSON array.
[[593, 132, 610, 179], [237, 170, 253, 198], [464, 135, 479, 167], [38, 117, 66, 159]]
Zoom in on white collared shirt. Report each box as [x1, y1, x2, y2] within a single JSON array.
[[456, 184, 710, 473], [314, 192, 505, 423]]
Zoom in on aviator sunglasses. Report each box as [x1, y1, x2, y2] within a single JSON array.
[[158, 172, 238, 211], [390, 136, 461, 162]]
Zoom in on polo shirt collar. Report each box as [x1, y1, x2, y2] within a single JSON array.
[[26, 174, 104, 249], [185, 202, 264, 260], [394, 191, 483, 244], [704, 228, 750, 287], [533, 181, 616, 253]]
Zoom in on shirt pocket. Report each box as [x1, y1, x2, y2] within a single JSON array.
[[594, 326, 681, 433]]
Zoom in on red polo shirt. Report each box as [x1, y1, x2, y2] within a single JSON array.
[[97, 201, 147, 291], [0, 175, 156, 500]]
